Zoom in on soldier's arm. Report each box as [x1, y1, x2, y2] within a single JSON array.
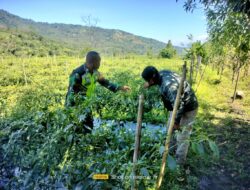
[[97, 73, 131, 92], [70, 73, 82, 90], [97, 73, 121, 92]]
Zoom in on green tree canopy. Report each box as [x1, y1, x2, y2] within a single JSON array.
[[159, 40, 177, 58]]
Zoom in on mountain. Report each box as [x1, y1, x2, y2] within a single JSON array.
[[0, 9, 184, 55]]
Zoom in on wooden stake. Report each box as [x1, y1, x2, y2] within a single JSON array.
[[131, 94, 144, 190], [190, 58, 194, 86], [232, 68, 240, 102], [156, 62, 187, 190], [195, 63, 208, 93]]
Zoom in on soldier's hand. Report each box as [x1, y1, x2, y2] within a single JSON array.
[[120, 86, 131, 92], [173, 123, 180, 131], [144, 82, 150, 88]]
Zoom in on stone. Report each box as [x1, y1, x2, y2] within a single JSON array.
[[236, 91, 244, 99]]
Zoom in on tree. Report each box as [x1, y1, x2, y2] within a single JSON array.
[[81, 15, 100, 49], [159, 40, 177, 58], [179, 0, 250, 101], [209, 12, 250, 101], [179, 0, 250, 18]]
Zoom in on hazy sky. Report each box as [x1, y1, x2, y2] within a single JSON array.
[[0, 0, 208, 46]]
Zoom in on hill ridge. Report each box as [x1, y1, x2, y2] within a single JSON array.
[[0, 9, 184, 55]]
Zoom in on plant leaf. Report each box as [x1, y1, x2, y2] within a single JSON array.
[[208, 140, 220, 158], [68, 134, 73, 143], [159, 145, 165, 155], [64, 124, 73, 132], [79, 114, 86, 122], [191, 142, 198, 154], [138, 181, 146, 190], [140, 167, 149, 177], [167, 155, 177, 170], [197, 142, 205, 155]]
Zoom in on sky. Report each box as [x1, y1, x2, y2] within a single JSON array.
[[0, 0, 208, 46]]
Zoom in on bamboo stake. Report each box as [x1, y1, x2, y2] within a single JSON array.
[[131, 94, 144, 190], [156, 62, 187, 190]]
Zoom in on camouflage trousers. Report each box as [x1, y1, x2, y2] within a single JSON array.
[[167, 109, 198, 164]]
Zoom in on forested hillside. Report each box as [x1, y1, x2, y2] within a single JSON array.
[[0, 29, 77, 57], [0, 9, 184, 55]]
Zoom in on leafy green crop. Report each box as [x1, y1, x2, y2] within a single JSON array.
[[0, 56, 225, 189]]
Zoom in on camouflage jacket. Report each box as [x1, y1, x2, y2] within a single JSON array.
[[65, 64, 120, 106], [159, 70, 198, 124]]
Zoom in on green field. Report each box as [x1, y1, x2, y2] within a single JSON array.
[[0, 56, 249, 189]]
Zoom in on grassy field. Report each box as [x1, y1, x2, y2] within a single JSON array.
[[0, 56, 249, 189]]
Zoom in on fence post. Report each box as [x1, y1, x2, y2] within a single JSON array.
[[131, 94, 144, 190]]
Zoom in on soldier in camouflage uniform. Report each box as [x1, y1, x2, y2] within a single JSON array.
[[141, 66, 198, 164], [65, 51, 130, 133]]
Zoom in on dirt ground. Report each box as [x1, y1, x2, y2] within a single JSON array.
[[198, 101, 250, 190]]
